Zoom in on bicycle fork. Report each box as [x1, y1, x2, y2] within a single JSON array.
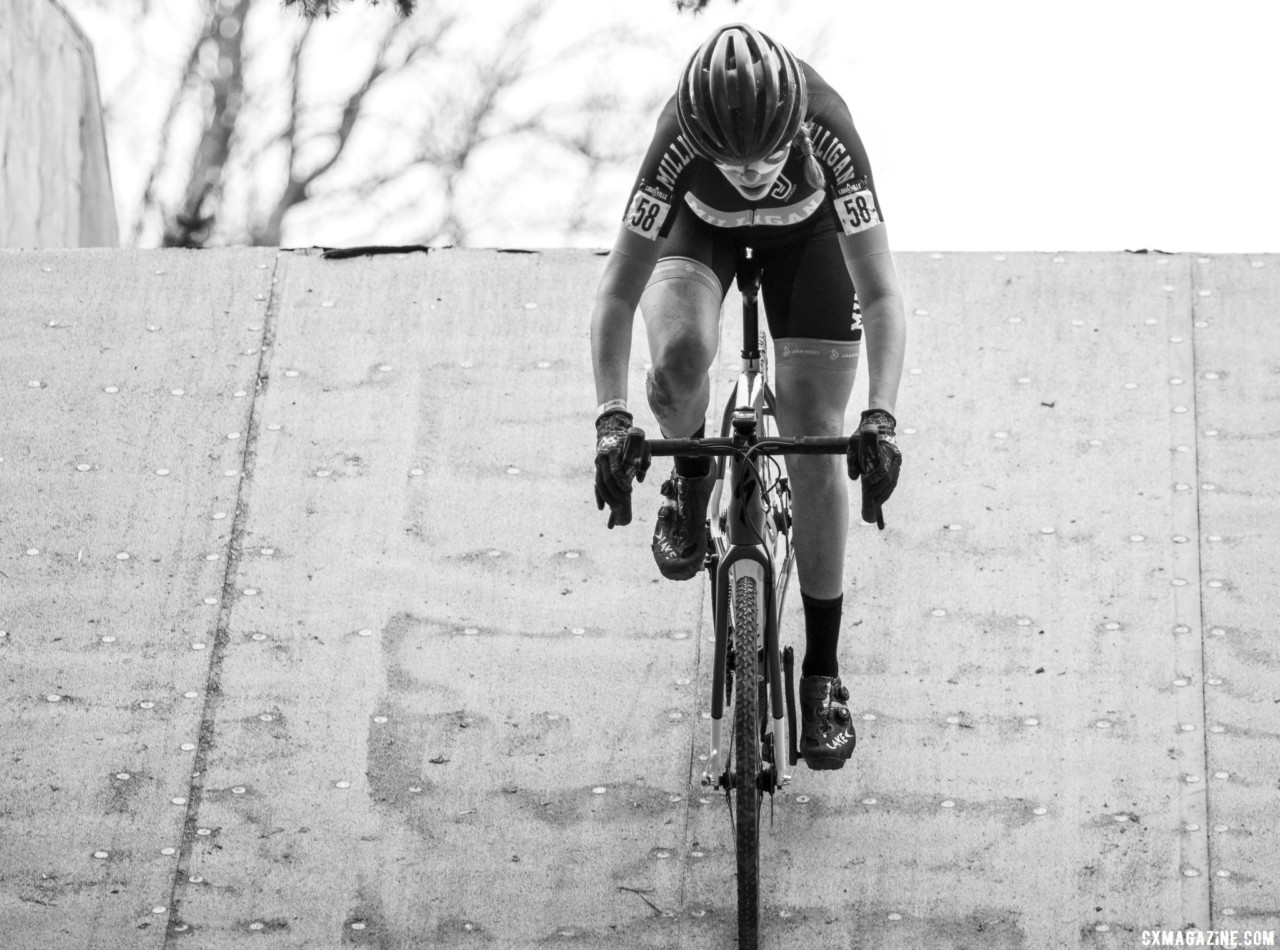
[[702, 556, 793, 792]]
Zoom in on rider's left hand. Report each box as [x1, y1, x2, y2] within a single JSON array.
[[847, 408, 901, 529], [594, 411, 651, 528]]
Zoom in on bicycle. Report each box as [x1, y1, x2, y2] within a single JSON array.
[[615, 251, 860, 949]]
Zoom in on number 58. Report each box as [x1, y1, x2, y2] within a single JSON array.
[[631, 197, 660, 231], [842, 194, 872, 225]]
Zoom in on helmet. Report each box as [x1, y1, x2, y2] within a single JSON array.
[[676, 24, 808, 165]]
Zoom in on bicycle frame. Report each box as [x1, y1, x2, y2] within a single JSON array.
[[702, 259, 796, 794]]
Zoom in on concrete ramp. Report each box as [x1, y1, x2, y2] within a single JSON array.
[[1, 247, 1277, 949]]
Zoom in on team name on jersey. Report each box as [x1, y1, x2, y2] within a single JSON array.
[[684, 190, 824, 229], [655, 134, 698, 191], [808, 120, 860, 187]]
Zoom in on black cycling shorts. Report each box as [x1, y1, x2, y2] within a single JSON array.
[[659, 209, 861, 343]]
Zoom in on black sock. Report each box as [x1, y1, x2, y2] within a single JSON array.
[[800, 591, 843, 678], [674, 423, 710, 478]]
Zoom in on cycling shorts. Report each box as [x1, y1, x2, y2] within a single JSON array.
[[657, 209, 861, 343]]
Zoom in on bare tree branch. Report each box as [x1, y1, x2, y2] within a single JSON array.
[[251, 9, 445, 244], [90, 0, 674, 249], [287, 19, 314, 170], [248, 18, 315, 245], [673, 0, 735, 11], [282, 0, 416, 18], [164, 0, 252, 246], [129, 25, 205, 244], [298, 24, 395, 185]]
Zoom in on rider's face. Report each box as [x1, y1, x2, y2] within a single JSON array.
[[716, 147, 789, 200]]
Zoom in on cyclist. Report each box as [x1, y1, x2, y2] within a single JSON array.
[[591, 24, 904, 771]]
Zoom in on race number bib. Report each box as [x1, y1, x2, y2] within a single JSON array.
[[624, 181, 672, 241], [835, 181, 881, 236]]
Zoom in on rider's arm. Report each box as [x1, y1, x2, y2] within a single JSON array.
[[839, 224, 906, 417], [593, 96, 687, 409], [591, 226, 663, 407], [805, 72, 905, 418]]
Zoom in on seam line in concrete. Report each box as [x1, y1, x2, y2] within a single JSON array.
[[163, 250, 281, 943], [1177, 255, 1211, 929], [1189, 258, 1215, 928]]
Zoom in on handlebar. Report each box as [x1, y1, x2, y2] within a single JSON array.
[[646, 435, 851, 458], [613, 429, 852, 529]]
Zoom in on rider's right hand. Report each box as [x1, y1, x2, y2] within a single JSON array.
[[594, 410, 651, 528], [847, 408, 901, 529]]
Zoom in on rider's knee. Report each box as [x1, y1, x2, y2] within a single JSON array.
[[646, 364, 702, 427], [641, 257, 721, 390], [648, 342, 712, 394]]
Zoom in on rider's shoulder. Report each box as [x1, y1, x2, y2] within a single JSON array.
[[642, 95, 691, 152], [800, 61, 854, 120], [653, 93, 680, 129]]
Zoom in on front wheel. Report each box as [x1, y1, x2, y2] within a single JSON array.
[[731, 572, 762, 948]]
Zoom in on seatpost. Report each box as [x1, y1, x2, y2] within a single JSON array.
[[735, 249, 762, 362]]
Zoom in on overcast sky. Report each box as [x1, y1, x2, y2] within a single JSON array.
[[567, 0, 1279, 254], [75, 0, 1279, 253]]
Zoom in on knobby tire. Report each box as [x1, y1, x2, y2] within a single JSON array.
[[732, 573, 762, 949]]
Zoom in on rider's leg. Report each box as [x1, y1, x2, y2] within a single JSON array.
[[761, 229, 862, 667], [774, 344, 860, 763], [760, 231, 862, 766], [639, 256, 728, 580], [639, 258, 722, 438], [771, 344, 859, 603]]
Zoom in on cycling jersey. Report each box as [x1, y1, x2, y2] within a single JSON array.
[[622, 62, 884, 248]]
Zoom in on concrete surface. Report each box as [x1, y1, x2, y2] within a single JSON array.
[[0, 247, 1277, 949], [1, 0, 118, 247]]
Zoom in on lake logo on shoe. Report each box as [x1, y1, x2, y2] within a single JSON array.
[[825, 731, 853, 750]]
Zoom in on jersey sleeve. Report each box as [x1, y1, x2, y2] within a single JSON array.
[[619, 98, 699, 242], [803, 69, 885, 238]]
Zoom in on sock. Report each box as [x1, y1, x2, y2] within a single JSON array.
[[674, 422, 710, 478], [800, 591, 843, 678]]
